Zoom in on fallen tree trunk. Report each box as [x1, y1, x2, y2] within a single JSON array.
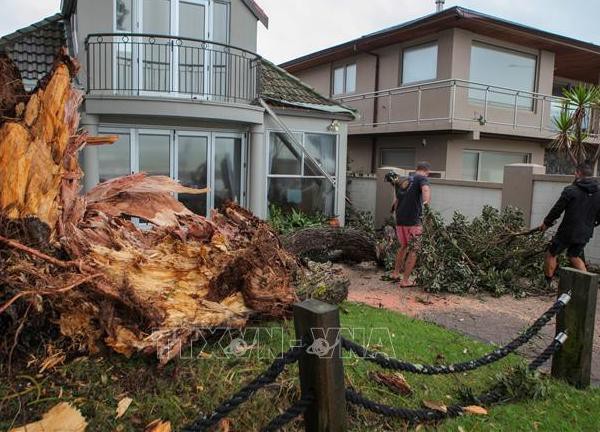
[[281, 227, 377, 263], [0, 50, 298, 363]]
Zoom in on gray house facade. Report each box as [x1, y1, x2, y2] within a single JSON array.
[[282, 6, 600, 182], [1, 0, 355, 221]]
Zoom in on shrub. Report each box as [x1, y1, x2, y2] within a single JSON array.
[[268, 205, 326, 235]]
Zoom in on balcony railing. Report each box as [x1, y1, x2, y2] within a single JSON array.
[[85, 33, 261, 104], [337, 79, 600, 139]]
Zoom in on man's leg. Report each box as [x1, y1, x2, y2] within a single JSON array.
[[392, 246, 408, 278], [568, 244, 587, 272], [400, 226, 422, 287], [544, 251, 558, 279], [569, 256, 587, 271], [400, 250, 417, 287]]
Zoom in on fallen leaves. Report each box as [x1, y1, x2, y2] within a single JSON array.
[[462, 405, 488, 415], [9, 402, 87, 432], [116, 396, 133, 419], [422, 400, 448, 413], [145, 419, 172, 432], [369, 371, 412, 396]]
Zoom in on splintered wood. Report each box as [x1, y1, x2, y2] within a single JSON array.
[[0, 50, 297, 363]]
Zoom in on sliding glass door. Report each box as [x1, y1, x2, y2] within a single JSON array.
[[97, 127, 245, 216]]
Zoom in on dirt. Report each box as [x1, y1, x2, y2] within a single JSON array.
[[343, 262, 600, 385]]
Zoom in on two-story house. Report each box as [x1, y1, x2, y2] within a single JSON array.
[[0, 0, 356, 221], [282, 5, 600, 182]]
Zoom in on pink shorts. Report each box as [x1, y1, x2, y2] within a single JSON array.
[[395, 225, 423, 248]]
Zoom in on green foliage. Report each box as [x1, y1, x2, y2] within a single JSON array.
[[415, 205, 550, 297], [267, 204, 326, 235], [345, 206, 376, 239]]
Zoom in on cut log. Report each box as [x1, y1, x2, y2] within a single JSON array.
[[281, 227, 377, 263]]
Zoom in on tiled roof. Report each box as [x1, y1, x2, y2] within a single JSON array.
[[0, 14, 66, 83], [259, 59, 356, 117]]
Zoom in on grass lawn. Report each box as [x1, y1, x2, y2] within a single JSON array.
[[1, 302, 599, 431]]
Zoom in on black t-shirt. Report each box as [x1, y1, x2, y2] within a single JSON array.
[[395, 174, 429, 226]]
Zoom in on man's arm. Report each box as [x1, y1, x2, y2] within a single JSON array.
[[421, 184, 431, 206], [541, 188, 571, 230]]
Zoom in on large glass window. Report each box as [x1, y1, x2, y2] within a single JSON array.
[[402, 43, 438, 85], [98, 133, 131, 182], [462, 150, 530, 182], [333, 64, 356, 96], [469, 42, 537, 109], [267, 132, 337, 216], [116, 0, 133, 32]]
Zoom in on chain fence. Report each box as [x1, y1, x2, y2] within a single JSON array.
[[183, 292, 572, 431], [341, 292, 570, 374]]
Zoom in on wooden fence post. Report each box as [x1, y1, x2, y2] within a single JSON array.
[[293, 299, 347, 432], [551, 267, 598, 388]]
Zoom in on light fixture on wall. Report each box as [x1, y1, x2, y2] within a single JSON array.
[[328, 120, 340, 132], [421, 138, 427, 147]]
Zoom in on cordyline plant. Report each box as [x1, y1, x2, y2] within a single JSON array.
[[549, 84, 600, 166]]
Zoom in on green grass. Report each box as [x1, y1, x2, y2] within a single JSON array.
[[1, 303, 599, 431]]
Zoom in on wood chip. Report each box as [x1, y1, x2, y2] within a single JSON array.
[[145, 419, 172, 432], [9, 402, 87, 432], [463, 405, 488, 415], [116, 396, 133, 419], [422, 400, 448, 413]]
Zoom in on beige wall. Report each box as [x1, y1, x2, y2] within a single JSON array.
[[347, 135, 373, 173], [445, 136, 545, 180], [294, 63, 332, 97]]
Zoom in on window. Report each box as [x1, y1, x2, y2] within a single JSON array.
[[267, 132, 337, 216], [116, 0, 133, 32], [333, 64, 356, 95], [402, 43, 438, 84], [462, 150, 530, 182], [469, 42, 537, 109], [97, 128, 244, 216], [380, 148, 416, 168], [98, 132, 131, 182]]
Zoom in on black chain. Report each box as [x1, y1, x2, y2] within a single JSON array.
[[346, 334, 566, 423], [183, 345, 305, 432], [260, 392, 314, 432], [342, 294, 569, 375]]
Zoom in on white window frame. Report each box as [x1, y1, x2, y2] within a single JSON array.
[[98, 126, 246, 216], [265, 130, 340, 216], [401, 41, 438, 85], [463, 149, 531, 181], [332, 64, 356, 96], [113, 0, 230, 97]]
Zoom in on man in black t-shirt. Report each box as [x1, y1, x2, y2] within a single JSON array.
[[390, 161, 431, 287]]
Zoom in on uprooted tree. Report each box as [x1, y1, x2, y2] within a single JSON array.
[[0, 50, 299, 364]]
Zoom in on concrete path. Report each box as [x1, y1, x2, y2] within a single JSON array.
[[343, 262, 600, 385]]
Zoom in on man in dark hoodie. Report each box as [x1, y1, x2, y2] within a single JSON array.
[[541, 161, 600, 283]]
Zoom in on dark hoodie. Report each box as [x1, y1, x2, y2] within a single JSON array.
[[544, 177, 600, 244]]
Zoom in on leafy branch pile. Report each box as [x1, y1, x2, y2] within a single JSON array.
[[415, 206, 550, 297]]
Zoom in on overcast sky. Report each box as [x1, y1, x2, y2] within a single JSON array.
[[1, 0, 598, 65]]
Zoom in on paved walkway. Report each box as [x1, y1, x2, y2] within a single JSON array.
[[343, 262, 600, 385]]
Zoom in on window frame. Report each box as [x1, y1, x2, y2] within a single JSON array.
[[379, 147, 416, 169], [332, 63, 357, 96], [400, 41, 439, 86], [462, 149, 532, 182], [266, 130, 340, 216], [468, 41, 538, 110]]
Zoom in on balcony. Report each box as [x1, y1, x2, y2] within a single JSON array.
[[337, 79, 600, 141], [85, 33, 261, 105]]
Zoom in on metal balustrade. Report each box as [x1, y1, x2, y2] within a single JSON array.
[[337, 79, 600, 139], [85, 33, 261, 104]]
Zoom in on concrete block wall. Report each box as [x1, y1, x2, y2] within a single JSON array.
[[429, 180, 503, 222], [347, 175, 377, 215]]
